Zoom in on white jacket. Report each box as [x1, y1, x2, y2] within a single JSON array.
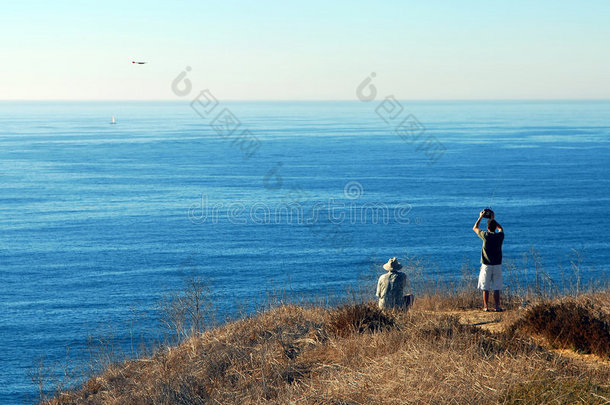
[[376, 270, 407, 309]]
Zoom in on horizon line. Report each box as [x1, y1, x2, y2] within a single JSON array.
[[1, 98, 609, 102]]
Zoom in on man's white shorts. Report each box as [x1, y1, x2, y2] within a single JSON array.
[[478, 264, 503, 291]]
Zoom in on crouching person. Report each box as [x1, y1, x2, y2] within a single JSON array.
[[376, 257, 410, 310]]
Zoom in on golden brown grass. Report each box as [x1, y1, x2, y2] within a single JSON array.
[[45, 291, 610, 405]]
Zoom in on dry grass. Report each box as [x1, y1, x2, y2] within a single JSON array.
[[511, 292, 610, 358], [411, 288, 522, 312], [44, 290, 610, 405]]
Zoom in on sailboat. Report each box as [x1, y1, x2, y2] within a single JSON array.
[[110, 115, 116, 125]]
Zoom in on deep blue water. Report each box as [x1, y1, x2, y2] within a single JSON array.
[[1, 100, 609, 402]]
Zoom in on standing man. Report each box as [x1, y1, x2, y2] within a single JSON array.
[[376, 257, 407, 310], [473, 210, 505, 312]]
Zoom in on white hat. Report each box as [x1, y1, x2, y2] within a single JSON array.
[[383, 257, 403, 271]]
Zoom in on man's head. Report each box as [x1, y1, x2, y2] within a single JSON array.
[[487, 219, 498, 232]]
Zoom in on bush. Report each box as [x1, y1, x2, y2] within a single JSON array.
[[326, 303, 395, 338], [513, 300, 610, 358]]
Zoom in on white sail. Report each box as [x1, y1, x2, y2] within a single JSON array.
[[111, 115, 116, 124]]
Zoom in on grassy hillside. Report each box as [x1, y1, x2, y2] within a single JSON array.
[[44, 290, 610, 404]]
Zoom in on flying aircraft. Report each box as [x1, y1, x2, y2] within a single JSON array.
[[132, 61, 147, 64]]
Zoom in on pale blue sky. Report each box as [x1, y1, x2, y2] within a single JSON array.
[[1, 0, 609, 100]]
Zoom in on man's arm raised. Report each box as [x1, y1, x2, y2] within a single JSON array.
[[473, 210, 485, 234], [490, 211, 503, 232]]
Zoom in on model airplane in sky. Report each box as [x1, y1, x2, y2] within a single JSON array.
[[132, 61, 147, 64]]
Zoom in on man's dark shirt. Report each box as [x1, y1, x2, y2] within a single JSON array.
[[477, 230, 504, 265]]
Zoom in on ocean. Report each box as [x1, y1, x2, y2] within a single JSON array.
[[1, 100, 609, 402]]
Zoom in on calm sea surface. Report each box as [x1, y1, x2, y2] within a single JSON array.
[[1, 100, 609, 401]]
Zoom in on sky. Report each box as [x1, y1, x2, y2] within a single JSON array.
[[1, 0, 609, 100]]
